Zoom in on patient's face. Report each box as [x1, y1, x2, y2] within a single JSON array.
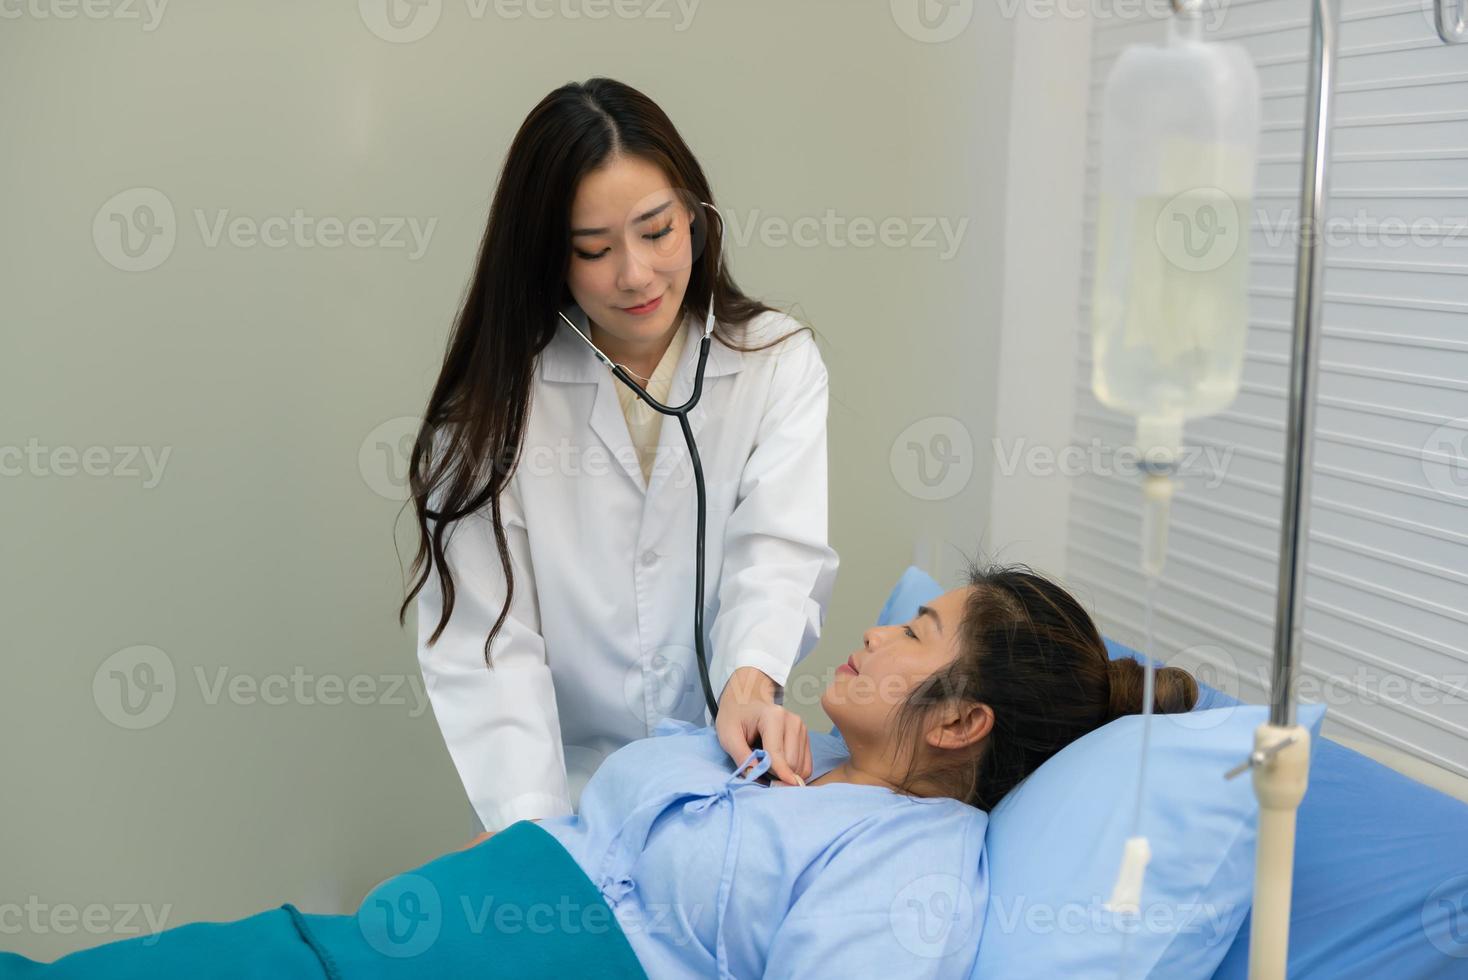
[[821, 586, 972, 749]]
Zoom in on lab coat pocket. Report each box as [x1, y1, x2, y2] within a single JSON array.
[[704, 473, 741, 518]]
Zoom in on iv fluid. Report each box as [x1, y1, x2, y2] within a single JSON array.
[[1090, 29, 1261, 460], [1091, 186, 1251, 428]]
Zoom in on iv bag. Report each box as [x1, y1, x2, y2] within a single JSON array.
[[1090, 13, 1261, 464]]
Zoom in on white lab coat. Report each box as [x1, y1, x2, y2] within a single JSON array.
[[416, 307, 839, 832]]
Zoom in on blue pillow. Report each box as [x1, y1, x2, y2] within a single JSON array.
[[1104, 640, 1468, 979], [973, 701, 1326, 978], [876, 564, 944, 627]]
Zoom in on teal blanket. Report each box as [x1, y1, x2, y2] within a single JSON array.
[[0, 821, 647, 979]]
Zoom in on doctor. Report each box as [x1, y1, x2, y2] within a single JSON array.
[[399, 77, 839, 835]]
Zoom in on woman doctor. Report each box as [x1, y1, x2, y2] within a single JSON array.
[[400, 77, 839, 835]]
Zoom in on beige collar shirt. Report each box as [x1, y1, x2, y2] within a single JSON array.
[[612, 322, 688, 485]]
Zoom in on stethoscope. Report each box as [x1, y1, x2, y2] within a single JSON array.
[[556, 201, 725, 722]]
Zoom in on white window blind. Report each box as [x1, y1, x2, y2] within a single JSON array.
[[1066, 0, 1468, 777]]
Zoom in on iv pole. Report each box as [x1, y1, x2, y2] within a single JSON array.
[[1222, 0, 1338, 974]]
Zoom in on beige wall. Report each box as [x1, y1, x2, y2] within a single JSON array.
[[0, 1, 1014, 959]]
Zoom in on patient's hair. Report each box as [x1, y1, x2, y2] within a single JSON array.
[[889, 558, 1198, 811]]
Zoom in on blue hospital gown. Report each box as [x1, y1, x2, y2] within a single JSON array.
[[537, 717, 989, 979]]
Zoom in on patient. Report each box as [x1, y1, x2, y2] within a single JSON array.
[[0, 560, 1197, 980]]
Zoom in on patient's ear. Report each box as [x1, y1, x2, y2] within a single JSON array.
[[927, 702, 993, 752]]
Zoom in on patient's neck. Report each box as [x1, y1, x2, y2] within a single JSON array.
[[811, 740, 950, 798], [809, 760, 900, 791]]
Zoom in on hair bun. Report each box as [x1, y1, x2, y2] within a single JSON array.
[[1105, 657, 1200, 721]]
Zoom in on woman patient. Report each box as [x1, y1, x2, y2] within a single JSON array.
[[0, 561, 1197, 980]]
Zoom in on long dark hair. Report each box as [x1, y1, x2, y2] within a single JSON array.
[[398, 77, 809, 665], [890, 558, 1199, 811]]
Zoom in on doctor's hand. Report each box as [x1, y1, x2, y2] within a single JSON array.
[[715, 667, 812, 787]]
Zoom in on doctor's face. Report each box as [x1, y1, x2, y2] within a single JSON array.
[[565, 154, 697, 345], [821, 586, 972, 753]]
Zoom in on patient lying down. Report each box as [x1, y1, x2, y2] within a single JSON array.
[[0, 561, 1197, 980]]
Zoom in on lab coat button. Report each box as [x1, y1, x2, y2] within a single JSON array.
[[640, 550, 658, 567]]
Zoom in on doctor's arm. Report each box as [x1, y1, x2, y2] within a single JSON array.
[[709, 330, 840, 776], [416, 478, 574, 834]]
